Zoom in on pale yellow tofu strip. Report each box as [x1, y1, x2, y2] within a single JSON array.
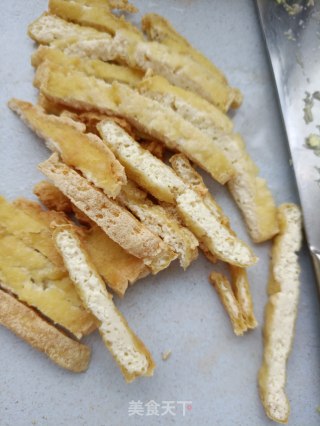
[[258, 204, 302, 424], [53, 225, 155, 382], [209, 272, 247, 336]]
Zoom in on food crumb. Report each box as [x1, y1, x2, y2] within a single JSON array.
[[316, 405, 320, 414], [306, 134, 320, 150], [162, 350, 172, 361]]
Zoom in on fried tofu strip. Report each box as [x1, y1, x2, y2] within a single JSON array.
[[32, 181, 147, 296], [32, 46, 143, 85], [39, 154, 177, 273], [176, 189, 257, 267], [141, 13, 227, 85], [169, 154, 229, 226], [112, 83, 235, 184], [133, 40, 241, 112], [0, 195, 63, 268], [0, 198, 96, 338], [118, 181, 199, 269], [138, 74, 233, 134], [0, 288, 91, 372], [54, 225, 155, 382], [98, 119, 185, 203], [226, 134, 279, 243], [259, 204, 302, 424], [49, 0, 142, 36], [230, 266, 257, 330], [28, 13, 112, 45], [97, 121, 256, 267], [9, 99, 126, 199], [209, 272, 247, 336], [170, 154, 228, 263], [35, 62, 119, 113]]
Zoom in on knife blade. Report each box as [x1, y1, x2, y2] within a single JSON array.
[[256, 0, 320, 292]]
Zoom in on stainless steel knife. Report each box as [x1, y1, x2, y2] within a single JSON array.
[[256, 0, 320, 291]]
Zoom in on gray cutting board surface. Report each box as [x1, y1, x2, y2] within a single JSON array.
[[0, 1, 319, 425]]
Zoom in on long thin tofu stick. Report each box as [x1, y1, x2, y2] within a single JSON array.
[[38, 154, 176, 273], [133, 40, 240, 112], [138, 74, 233, 134], [141, 13, 227, 84], [32, 46, 144, 85], [97, 119, 186, 203], [49, 0, 142, 36], [209, 272, 247, 336], [53, 225, 155, 382], [9, 98, 126, 199], [258, 204, 302, 424], [28, 13, 112, 45], [230, 266, 257, 330], [177, 189, 257, 268], [0, 288, 91, 372], [35, 62, 118, 114], [169, 153, 230, 227]]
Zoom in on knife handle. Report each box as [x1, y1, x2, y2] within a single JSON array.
[[310, 248, 320, 294]]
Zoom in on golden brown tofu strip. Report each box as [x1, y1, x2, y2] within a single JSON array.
[[141, 13, 227, 84], [9, 98, 126, 199], [230, 266, 257, 330], [259, 204, 302, 424], [35, 62, 118, 113], [209, 272, 247, 336], [133, 40, 241, 112], [49, 0, 142, 36], [0, 288, 91, 372], [138, 74, 233, 134], [0, 197, 96, 338], [32, 46, 144, 85]]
